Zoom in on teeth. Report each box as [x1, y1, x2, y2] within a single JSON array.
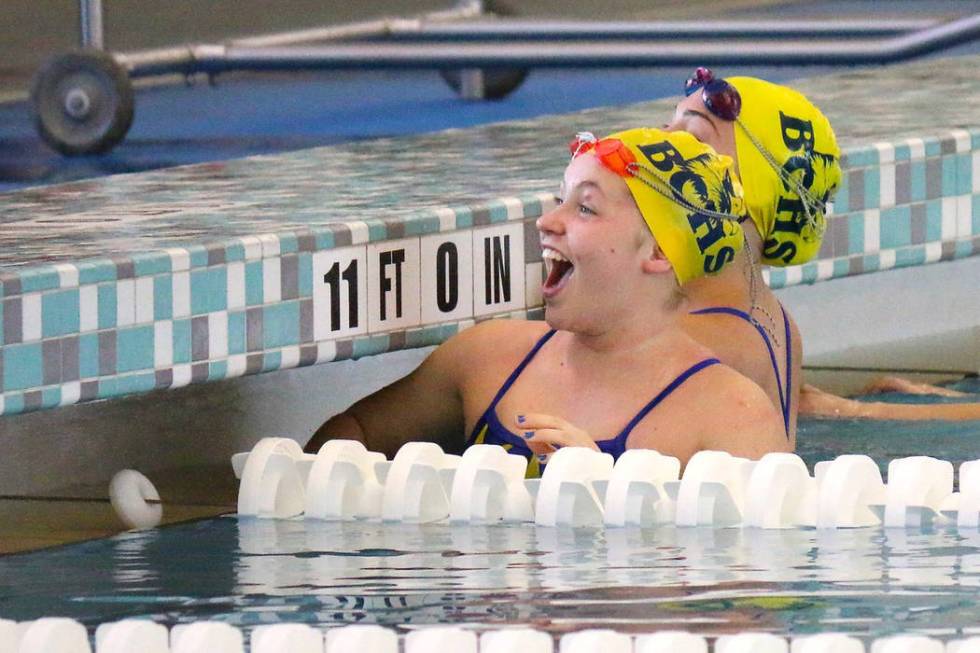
[[542, 247, 569, 263]]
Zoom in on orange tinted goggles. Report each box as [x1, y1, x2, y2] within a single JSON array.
[[568, 134, 637, 178]]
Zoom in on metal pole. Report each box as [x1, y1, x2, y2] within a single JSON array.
[[115, 13, 980, 78], [79, 0, 104, 49], [228, 2, 483, 48], [384, 18, 938, 41]]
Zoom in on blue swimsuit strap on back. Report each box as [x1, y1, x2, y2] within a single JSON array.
[[690, 305, 792, 436]]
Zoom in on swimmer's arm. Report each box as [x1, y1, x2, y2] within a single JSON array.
[[305, 332, 471, 457], [695, 372, 789, 460], [859, 376, 966, 397], [799, 384, 980, 421]]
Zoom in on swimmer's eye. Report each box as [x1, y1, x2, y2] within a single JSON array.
[[553, 195, 564, 205], [578, 203, 596, 216]]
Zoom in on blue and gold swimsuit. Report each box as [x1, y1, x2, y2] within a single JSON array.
[[465, 329, 720, 478], [690, 305, 793, 437]]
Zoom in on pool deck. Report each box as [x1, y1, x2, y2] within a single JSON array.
[[1, 55, 978, 269]]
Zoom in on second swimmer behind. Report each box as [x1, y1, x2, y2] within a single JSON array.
[[305, 128, 787, 474]]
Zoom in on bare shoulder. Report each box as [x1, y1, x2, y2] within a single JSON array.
[[687, 362, 789, 458], [682, 311, 770, 374], [429, 319, 551, 378]]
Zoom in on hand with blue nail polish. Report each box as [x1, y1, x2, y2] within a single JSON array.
[[513, 412, 598, 456]]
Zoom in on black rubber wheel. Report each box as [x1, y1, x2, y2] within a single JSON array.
[[440, 68, 529, 100], [30, 50, 135, 156]]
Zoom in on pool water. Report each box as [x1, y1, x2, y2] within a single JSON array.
[[798, 377, 980, 476], [5, 516, 980, 642], [1, 382, 979, 644]]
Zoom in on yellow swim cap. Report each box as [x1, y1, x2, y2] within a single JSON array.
[[573, 128, 746, 285], [728, 77, 842, 266]]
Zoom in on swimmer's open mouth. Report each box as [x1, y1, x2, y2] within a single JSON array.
[[543, 247, 573, 294]]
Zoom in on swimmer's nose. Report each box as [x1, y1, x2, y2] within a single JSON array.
[[536, 205, 566, 236]]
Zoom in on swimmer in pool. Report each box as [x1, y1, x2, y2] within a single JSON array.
[[305, 128, 788, 472], [663, 69, 980, 429]]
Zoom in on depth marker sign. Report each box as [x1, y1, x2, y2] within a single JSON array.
[[313, 224, 525, 342]]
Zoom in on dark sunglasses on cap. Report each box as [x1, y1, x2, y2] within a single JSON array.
[[684, 66, 742, 122]]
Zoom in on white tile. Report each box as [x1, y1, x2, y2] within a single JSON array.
[[525, 262, 543, 308], [79, 285, 98, 333], [874, 141, 896, 165], [348, 221, 371, 245], [208, 312, 228, 359], [925, 241, 943, 263], [312, 247, 369, 342], [502, 196, 525, 221], [863, 209, 880, 254], [941, 197, 958, 240], [783, 265, 803, 287], [263, 258, 282, 304], [171, 364, 193, 388], [154, 321, 173, 368], [434, 207, 457, 232], [280, 345, 301, 370], [906, 137, 926, 161], [165, 247, 190, 272], [816, 259, 835, 281], [172, 272, 191, 318], [258, 233, 281, 259], [367, 238, 422, 332], [472, 223, 526, 317], [116, 279, 135, 327], [60, 381, 81, 406], [226, 354, 247, 378], [957, 194, 972, 237], [879, 164, 896, 209], [879, 249, 897, 271], [135, 277, 154, 324], [240, 235, 264, 261], [952, 128, 972, 153], [53, 263, 79, 289], [761, 268, 771, 286], [316, 340, 337, 363], [227, 261, 245, 310], [457, 319, 476, 332], [974, 152, 980, 194], [21, 293, 41, 342], [0, 394, 5, 415], [420, 232, 473, 325]]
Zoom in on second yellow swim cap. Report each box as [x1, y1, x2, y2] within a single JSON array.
[[729, 77, 842, 266], [575, 128, 746, 285]]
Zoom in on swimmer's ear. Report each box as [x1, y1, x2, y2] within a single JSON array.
[[641, 242, 674, 276]]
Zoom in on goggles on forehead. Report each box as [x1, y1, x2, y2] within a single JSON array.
[[684, 66, 742, 122], [568, 131, 745, 224], [683, 67, 828, 238]]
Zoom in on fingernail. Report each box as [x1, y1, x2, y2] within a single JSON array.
[[517, 414, 526, 424], [523, 431, 534, 440]]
